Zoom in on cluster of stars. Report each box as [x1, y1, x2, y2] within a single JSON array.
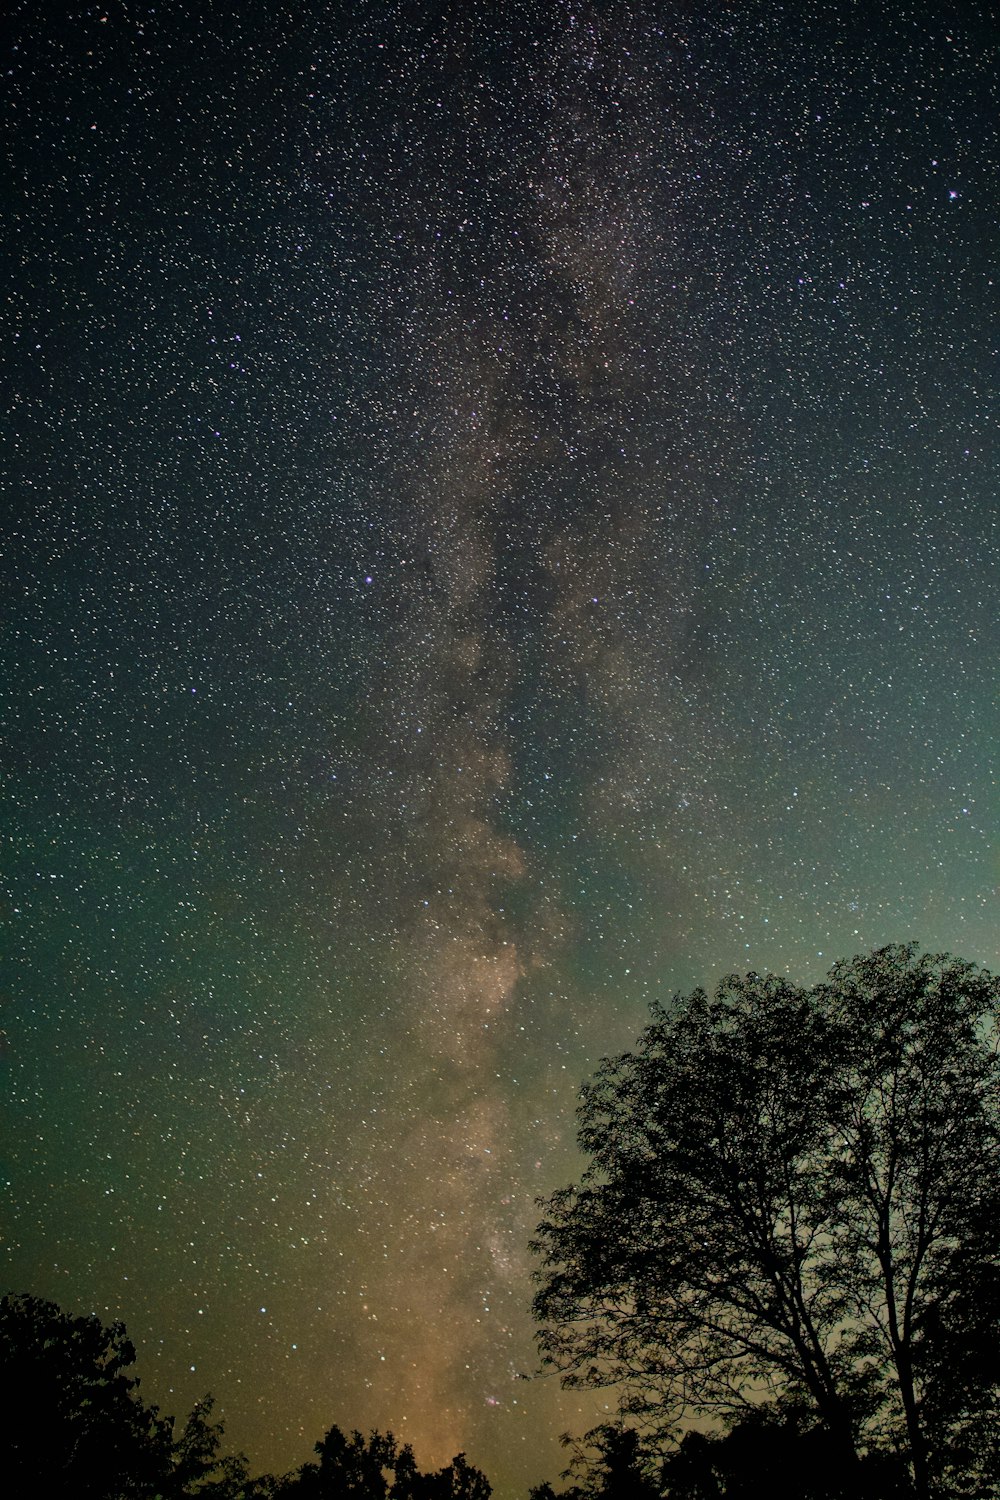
[[4, 3, 998, 1497]]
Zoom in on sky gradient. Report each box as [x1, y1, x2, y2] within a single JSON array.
[[4, 2, 998, 1495]]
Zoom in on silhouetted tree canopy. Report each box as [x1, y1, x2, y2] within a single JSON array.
[[164, 1394, 264, 1499], [531, 1411, 919, 1500], [0, 1290, 170, 1498], [1, 1294, 266, 1499], [532, 945, 1000, 1500], [659, 1405, 913, 1499], [281, 1425, 490, 1500], [0, 1295, 492, 1500], [556, 1423, 660, 1500]]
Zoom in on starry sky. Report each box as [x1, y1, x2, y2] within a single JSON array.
[[3, 0, 998, 1493]]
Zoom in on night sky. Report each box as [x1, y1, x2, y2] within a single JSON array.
[[3, 1, 998, 1494]]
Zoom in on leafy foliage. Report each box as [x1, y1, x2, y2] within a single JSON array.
[[0, 1293, 491, 1500], [0, 1291, 170, 1498], [0, 1295, 269, 1499], [659, 1405, 913, 1499], [281, 1425, 490, 1500], [563, 1423, 660, 1500], [165, 1394, 264, 1499], [532, 945, 1000, 1499]]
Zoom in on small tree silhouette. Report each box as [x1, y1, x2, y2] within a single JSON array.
[[0, 1291, 170, 1498]]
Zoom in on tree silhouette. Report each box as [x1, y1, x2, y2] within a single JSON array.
[[570, 1425, 659, 1500], [289, 1428, 398, 1500], [0, 1295, 493, 1500], [0, 1294, 278, 1499], [0, 1291, 171, 1498], [658, 1405, 913, 1498], [165, 1393, 262, 1498], [280, 1427, 491, 1500], [430, 1451, 493, 1500], [532, 945, 1000, 1499]]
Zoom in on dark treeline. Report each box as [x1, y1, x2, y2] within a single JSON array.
[[0, 1289, 933, 1500], [0, 1291, 491, 1500], [6, 946, 1000, 1500], [0, 1286, 971, 1500]]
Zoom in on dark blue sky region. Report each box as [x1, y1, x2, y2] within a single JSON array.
[[3, 2, 998, 1495]]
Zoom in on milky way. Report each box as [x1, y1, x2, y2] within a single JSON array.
[[4, 3, 998, 1495]]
